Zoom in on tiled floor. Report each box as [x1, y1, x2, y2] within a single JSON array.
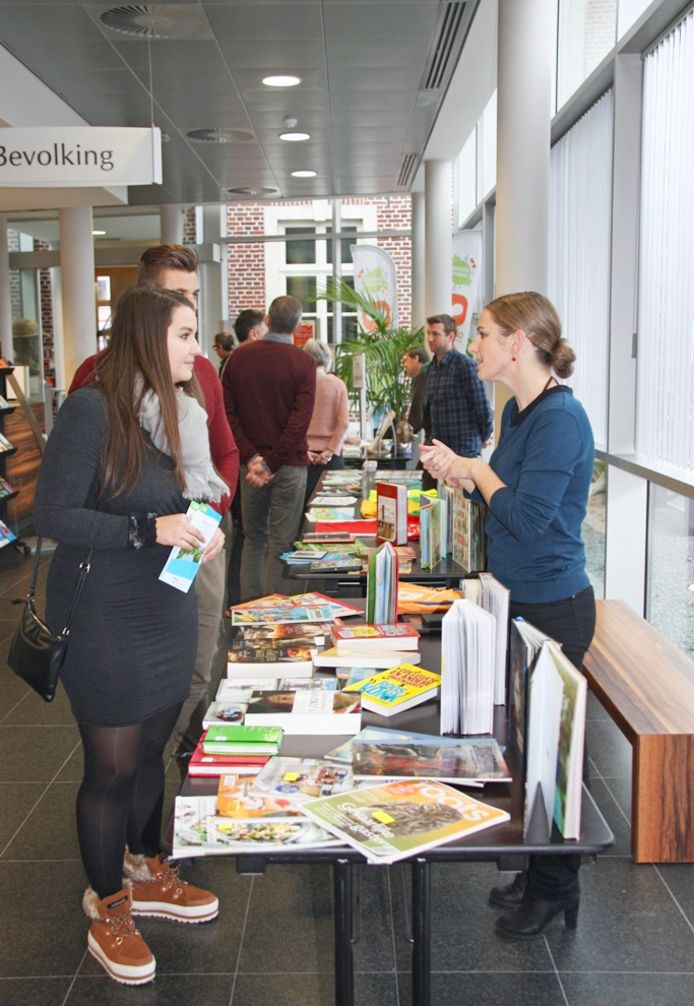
[[0, 543, 692, 1006]]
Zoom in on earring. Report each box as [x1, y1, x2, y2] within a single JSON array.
[[511, 355, 517, 362]]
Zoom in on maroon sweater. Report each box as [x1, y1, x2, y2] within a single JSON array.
[[223, 338, 316, 472]]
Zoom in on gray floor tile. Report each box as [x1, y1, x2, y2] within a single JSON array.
[[0, 861, 87, 979], [237, 864, 335, 974], [232, 970, 398, 1006], [0, 724, 79, 782], [3, 781, 81, 860], [598, 775, 632, 819], [657, 863, 694, 928], [2, 683, 74, 725], [54, 743, 84, 783], [586, 690, 610, 721], [547, 858, 694, 972], [587, 778, 631, 857], [393, 861, 554, 973], [0, 664, 38, 717], [560, 971, 694, 1006], [0, 782, 47, 853], [397, 970, 567, 1006], [0, 977, 73, 1005], [66, 973, 235, 1005], [351, 865, 398, 972], [585, 719, 632, 780]]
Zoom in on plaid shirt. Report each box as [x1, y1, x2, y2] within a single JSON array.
[[424, 348, 493, 456]]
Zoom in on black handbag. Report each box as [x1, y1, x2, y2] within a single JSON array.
[[8, 537, 92, 702]]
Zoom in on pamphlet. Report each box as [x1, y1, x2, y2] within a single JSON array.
[[159, 500, 222, 593]]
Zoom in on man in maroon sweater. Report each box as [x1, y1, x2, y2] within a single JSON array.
[[69, 245, 239, 757], [223, 295, 316, 600]]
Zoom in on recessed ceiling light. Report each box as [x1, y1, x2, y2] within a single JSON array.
[[279, 131, 310, 142], [262, 74, 302, 88], [92, 230, 106, 236], [291, 170, 317, 178]]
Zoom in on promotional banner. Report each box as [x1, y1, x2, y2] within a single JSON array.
[[451, 229, 483, 350], [0, 127, 162, 187], [351, 244, 397, 331]]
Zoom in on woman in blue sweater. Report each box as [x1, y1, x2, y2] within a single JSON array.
[[421, 291, 595, 940]]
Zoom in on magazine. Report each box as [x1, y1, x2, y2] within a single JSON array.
[[301, 780, 510, 864]]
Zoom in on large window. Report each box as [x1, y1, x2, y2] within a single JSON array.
[[647, 484, 694, 659], [556, 0, 617, 109], [636, 8, 694, 477], [549, 89, 613, 448], [264, 203, 376, 343]]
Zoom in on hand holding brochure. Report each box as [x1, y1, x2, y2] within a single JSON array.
[[159, 500, 222, 593]]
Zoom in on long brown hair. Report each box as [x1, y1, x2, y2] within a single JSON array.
[[95, 286, 198, 497]]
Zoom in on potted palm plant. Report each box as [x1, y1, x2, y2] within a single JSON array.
[[317, 278, 424, 452]]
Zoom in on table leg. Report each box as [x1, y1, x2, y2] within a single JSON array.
[[333, 858, 354, 1006], [411, 857, 431, 1006]]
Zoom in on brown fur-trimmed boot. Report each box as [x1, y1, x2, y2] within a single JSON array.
[[124, 851, 219, 924], [83, 886, 156, 986]]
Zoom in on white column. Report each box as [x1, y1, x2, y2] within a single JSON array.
[[496, 0, 553, 295], [160, 204, 185, 245], [424, 159, 453, 317], [0, 216, 14, 362], [411, 192, 426, 330], [59, 206, 96, 387], [198, 205, 226, 355]]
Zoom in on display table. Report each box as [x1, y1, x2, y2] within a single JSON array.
[[179, 631, 614, 1006]]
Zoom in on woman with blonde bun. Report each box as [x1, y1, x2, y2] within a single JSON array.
[[421, 291, 595, 940]]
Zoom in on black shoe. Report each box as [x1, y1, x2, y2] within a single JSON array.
[[495, 893, 579, 940], [489, 871, 527, 908]]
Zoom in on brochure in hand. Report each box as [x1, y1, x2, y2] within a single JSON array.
[[159, 500, 222, 593], [301, 779, 511, 864]]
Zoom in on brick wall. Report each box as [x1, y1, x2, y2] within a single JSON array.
[[226, 195, 412, 328]]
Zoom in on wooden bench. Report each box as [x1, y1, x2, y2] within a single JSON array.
[[583, 599, 694, 863]]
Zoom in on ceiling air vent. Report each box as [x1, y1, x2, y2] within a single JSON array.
[[99, 4, 213, 40], [187, 129, 256, 145], [421, 1, 467, 91], [397, 153, 419, 190], [226, 187, 279, 197]]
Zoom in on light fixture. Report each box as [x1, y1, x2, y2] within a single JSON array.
[[279, 131, 310, 142], [92, 229, 106, 236], [227, 186, 279, 197], [262, 74, 302, 88], [187, 128, 255, 144], [291, 170, 317, 178]]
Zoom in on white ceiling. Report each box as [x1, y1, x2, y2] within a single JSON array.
[[0, 0, 481, 213]]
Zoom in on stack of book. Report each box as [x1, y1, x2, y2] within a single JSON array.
[[188, 724, 282, 778], [314, 622, 422, 674]]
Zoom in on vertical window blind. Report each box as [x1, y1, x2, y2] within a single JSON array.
[[636, 8, 694, 475], [549, 89, 613, 449]]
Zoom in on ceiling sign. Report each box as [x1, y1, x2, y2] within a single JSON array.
[[0, 127, 162, 187]]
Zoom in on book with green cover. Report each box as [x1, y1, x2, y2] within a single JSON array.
[[202, 724, 283, 755]]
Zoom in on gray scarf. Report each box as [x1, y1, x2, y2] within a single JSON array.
[[138, 383, 228, 503]]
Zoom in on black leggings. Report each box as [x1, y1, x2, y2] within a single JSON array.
[[76, 703, 182, 898], [509, 586, 596, 902]]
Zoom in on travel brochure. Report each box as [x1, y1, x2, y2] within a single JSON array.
[[159, 500, 222, 593]]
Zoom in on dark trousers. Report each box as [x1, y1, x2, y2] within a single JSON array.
[[509, 586, 596, 901]]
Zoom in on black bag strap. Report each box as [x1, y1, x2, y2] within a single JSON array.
[[28, 536, 92, 636]]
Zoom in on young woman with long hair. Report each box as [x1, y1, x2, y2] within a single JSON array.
[[34, 286, 227, 984], [421, 291, 595, 940]]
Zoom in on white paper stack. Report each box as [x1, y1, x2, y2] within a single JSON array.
[[440, 599, 496, 735], [478, 573, 510, 705]]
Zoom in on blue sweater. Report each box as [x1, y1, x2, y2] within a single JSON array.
[[483, 387, 594, 603]]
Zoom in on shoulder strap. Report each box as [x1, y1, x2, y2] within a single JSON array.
[[27, 536, 92, 635]]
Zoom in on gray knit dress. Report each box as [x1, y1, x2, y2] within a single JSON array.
[[33, 385, 197, 725]]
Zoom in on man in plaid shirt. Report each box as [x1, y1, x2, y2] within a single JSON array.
[[423, 314, 493, 488]]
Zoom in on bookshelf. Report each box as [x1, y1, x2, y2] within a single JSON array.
[[0, 362, 27, 554]]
